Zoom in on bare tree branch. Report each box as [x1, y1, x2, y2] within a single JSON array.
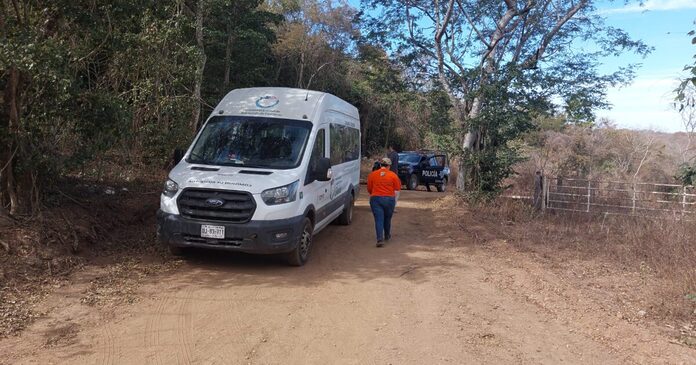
[[456, 0, 491, 48], [523, 0, 587, 69], [633, 135, 655, 181]]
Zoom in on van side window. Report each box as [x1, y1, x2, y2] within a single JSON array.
[[305, 129, 325, 185], [329, 123, 360, 166], [312, 129, 326, 159]]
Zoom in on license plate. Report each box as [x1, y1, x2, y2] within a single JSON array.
[[201, 225, 225, 239]]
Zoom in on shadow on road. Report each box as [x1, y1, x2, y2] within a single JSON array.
[[167, 190, 464, 289]]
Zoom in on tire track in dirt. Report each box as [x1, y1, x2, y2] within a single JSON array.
[[176, 287, 193, 365], [4, 191, 696, 364], [219, 289, 255, 363], [145, 295, 168, 365], [97, 320, 116, 365]]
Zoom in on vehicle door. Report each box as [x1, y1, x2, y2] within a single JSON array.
[[420, 155, 446, 184], [304, 127, 331, 223], [324, 122, 358, 223]]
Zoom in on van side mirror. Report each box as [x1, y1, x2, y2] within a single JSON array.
[[315, 157, 332, 182], [173, 148, 185, 165]]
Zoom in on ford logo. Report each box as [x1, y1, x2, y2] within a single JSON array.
[[206, 198, 225, 207]]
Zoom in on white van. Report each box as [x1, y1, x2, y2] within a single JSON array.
[[157, 87, 360, 265]]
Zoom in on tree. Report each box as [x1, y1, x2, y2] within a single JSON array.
[[362, 0, 650, 194], [0, 1, 202, 215], [674, 22, 696, 185], [272, 0, 358, 92], [200, 0, 280, 122]]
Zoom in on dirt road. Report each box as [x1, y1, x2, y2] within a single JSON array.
[[2, 191, 695, 364]]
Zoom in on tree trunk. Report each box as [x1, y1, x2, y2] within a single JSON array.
[[297, 50, 305, 89], [191, 0, 207, 132], [2, 67, 23, 215], [223, 22, 233, 90], [456, 95, 485, 191]]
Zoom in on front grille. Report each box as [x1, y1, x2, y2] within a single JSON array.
[[182, 234, 243, 246], [177, 188, 256, 223]]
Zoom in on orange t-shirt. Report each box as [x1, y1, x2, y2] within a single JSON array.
[[367, 168, 402, 197]]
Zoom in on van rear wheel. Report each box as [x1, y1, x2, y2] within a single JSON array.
[[336, 194, 354, 225], [286, 218, 313, 266]]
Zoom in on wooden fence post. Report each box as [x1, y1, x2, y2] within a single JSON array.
[[586, 180, 591, 213], [542, 175, 547, 212]]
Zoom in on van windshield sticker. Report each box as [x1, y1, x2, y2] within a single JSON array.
[[240, 108, 281, 116]]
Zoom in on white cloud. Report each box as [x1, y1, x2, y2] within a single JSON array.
[[600, 0, 696, 15], [596, 75, 685, 132]]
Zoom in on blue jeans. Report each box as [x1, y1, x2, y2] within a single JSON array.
[[369, 196, 396, 241]]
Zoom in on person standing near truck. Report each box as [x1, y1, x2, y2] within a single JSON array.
[[387, 144, 399, 175], [367, 157, 401, 247], [387, 144, 401, 208]]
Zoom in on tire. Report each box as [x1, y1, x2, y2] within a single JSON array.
[[336, 193, 354, 226], [286, 218, 313, 266], [168, 245, 186, 256], [407, 173, 419, 190], [437, 177, 448, 192]]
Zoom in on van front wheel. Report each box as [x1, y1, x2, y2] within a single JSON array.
[[286, 218, 313, 266]]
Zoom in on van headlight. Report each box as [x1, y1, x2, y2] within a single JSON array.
[[261, 180, 299, 205], [163, 179, 179, 198]]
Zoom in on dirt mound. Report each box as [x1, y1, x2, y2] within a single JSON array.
[[0, 179, 162, 337]]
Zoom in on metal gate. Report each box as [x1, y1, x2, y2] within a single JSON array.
[[541, 177, 696, 217]]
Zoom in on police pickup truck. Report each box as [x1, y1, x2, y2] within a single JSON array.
[[397, 150, 450, 192]]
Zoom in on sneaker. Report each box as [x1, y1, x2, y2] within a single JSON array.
[[376, 240, 384, 247], [385, 234, 391, 241]]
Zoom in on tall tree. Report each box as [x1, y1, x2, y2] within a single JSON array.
[[363, 0, 650, 193], [674, 23, 696, 185], [203, 0, 280, 106], [189, 0, 208, 132], [272, 0, 358, 91]]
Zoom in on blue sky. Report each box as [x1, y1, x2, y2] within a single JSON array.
[[595, 0, 696, 132]]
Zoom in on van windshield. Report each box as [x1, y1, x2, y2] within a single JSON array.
[[187, 116, 313, 169]]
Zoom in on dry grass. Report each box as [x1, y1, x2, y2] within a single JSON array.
[[472, 198, 696, 322]]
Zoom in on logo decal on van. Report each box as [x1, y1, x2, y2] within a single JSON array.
[[255, 95, 279, 108]]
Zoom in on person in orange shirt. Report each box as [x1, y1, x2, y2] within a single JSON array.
[[367, 157, 402, 247]]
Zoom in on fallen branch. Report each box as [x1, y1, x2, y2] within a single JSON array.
[[0, 239, 9, 253]]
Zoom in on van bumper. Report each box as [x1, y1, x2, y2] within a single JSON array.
[[156, 210, 304, 254]]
